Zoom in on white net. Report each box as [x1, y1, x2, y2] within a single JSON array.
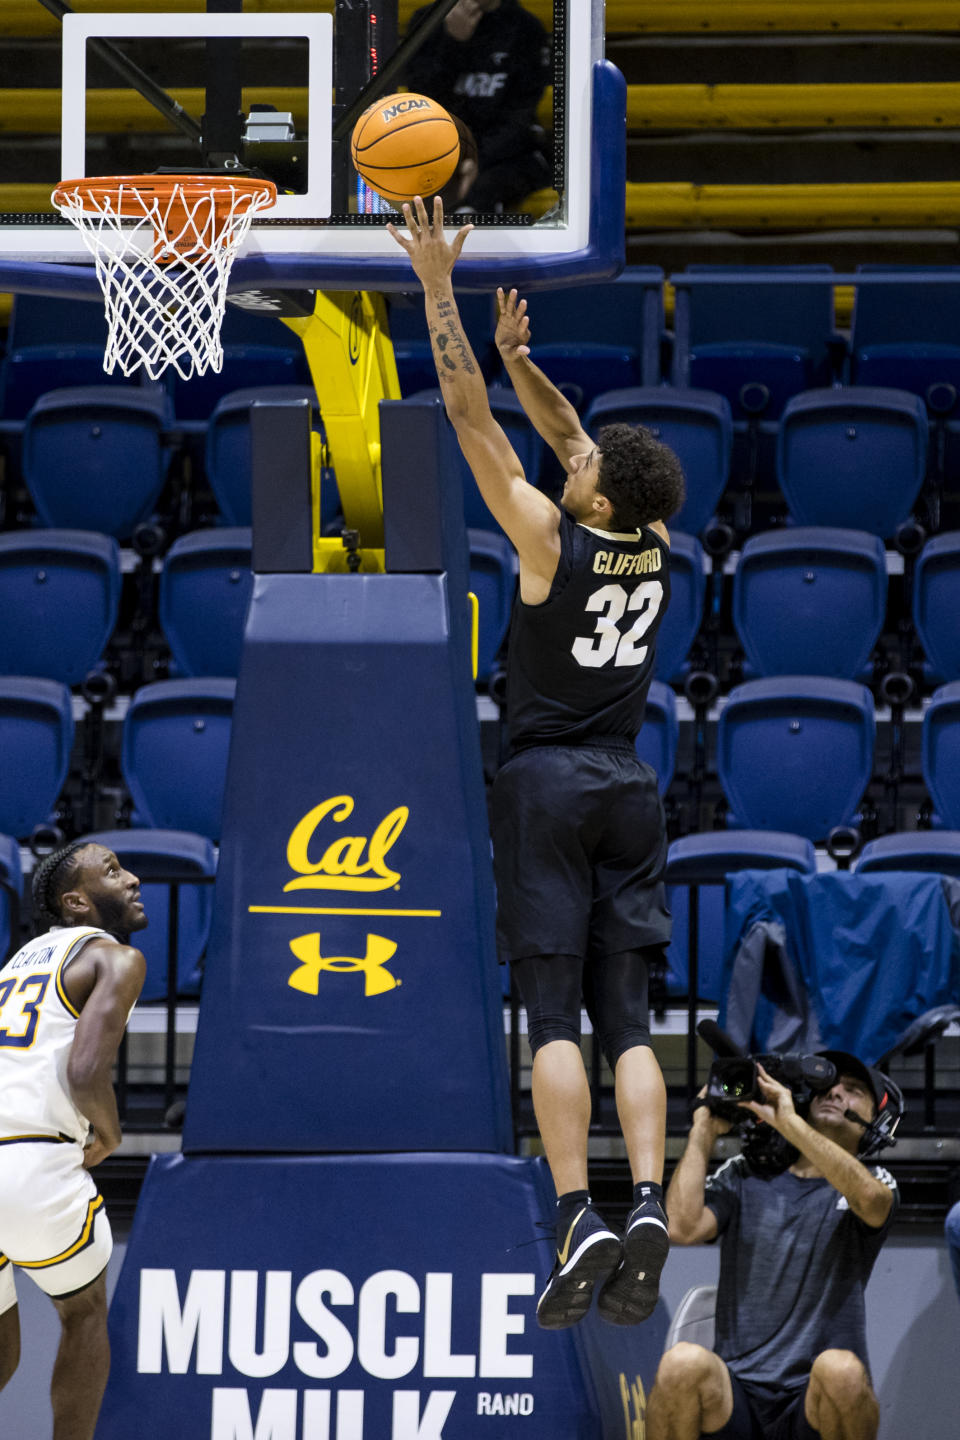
[[52, 176, 276, 381]]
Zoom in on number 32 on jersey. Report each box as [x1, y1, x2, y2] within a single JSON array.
[[571, 580, 665, 669]]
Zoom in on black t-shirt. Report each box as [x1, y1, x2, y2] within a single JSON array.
[[405, 0, 552, 166], [505, 508, 670, 750], [704, 1154, 899, 1398]]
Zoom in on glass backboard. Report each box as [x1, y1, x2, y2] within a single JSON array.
[[0, 0, 622, 295]]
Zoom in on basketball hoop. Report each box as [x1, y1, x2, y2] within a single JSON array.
[[51, 174, 277, 380]]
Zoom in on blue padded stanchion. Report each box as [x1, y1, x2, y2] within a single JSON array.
[[181, 401, 510, 1154], [98, 1153, 668, 1440]]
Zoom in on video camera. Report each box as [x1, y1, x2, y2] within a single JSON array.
[[704, 1049, 837, 1126], [698, 1021, 840, 1176], [696, 1020, 903, 1174]]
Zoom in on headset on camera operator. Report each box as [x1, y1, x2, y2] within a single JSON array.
[[646, 1039, 903, 1440]]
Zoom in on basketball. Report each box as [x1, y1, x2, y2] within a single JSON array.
[[351, 91, 460, 206]]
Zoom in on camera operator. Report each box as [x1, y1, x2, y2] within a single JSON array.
[[646, 1053, 900, 1440]]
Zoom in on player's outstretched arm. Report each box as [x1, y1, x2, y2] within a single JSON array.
[[495, 286, 593, 469], [66, 939, 146, 1167], [387, 196, 560, 581]]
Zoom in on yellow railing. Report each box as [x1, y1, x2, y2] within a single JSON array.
[[616, 2, 959, 32], [2, 0, 335, 36], [0, 185, 57, 213], [623, 180, 960, 229], [623, 82, 960, 130], [1, 0, 957, 37], [0, 88, 309, 135], [8, 82, 957, 136]]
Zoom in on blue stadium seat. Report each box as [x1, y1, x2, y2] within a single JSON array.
[[467, 529, 516, 685], [665, 830, 817, 1001], [733, 528, 887, 679], [851, 265, 960, 405], [0, 833, 22, 961], [855, 832, 960, 878], [0, 294, 121, 424], [513, 268, 665, 409], [122, 679, 236, 842], [718, 677, 875, 842], [159, 528, 253, 679], [168, 345, 311, 424], [411, 387, 544, 531], [777, 387, 928, 537], [80, 828, 215, 999], [0, 345, 126, 426], [2, 293, 111, 351], [22, 387, 174, 539], [654, 532, 705, 682], [204, 386, 319, 526], [672, 266, 837, 419], [584, 387, 732, 537], [0, 677, 74, 839], [922, 682, 960, 830], [635, 680, 678, 795], [0, 530, 121, 685], [914, 533, 960, 681]]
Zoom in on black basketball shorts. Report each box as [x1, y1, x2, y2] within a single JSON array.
[[490, 741, 671, 963]]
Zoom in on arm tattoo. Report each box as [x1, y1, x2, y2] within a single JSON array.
[[431, 316, 476, 378]]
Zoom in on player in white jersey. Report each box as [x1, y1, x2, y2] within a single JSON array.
[[0, 840, 146, 1440]]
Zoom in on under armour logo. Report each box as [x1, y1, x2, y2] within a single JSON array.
[[287, 932, 400, 998]]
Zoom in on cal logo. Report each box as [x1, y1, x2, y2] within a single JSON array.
[[285, 796, 408, 893], [382, 97, 431, 121]]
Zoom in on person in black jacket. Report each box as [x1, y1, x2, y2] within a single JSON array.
[[404, 0, 552, 212]]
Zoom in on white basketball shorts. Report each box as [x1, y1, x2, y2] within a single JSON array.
[[0, 1136, 112, 1310]]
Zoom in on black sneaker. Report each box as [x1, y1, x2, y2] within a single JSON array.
[[597, 1197, 669, 1325], [536, 1203, 622, 1330]]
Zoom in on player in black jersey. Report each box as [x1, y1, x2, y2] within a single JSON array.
[[390, 197, 686, 1330]]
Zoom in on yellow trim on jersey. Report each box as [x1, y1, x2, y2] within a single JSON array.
[[14, 1195, 103, 1270], [0, 1255, 9, 1271], [0, 1133, 70, 1146], [55, 929, 102, 1019]]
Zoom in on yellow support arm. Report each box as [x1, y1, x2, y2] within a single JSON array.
[[283, 290, 400, 573]]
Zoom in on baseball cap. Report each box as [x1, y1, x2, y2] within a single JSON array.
[[817, 1050, 886, 1113]]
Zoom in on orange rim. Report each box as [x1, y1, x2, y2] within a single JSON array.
[[51, 174, 277, 215], [51, 174, 277, 262]]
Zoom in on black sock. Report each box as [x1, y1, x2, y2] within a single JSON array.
[[556, 1189, 591, 1230], [633, 1181, 664, 1208]]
